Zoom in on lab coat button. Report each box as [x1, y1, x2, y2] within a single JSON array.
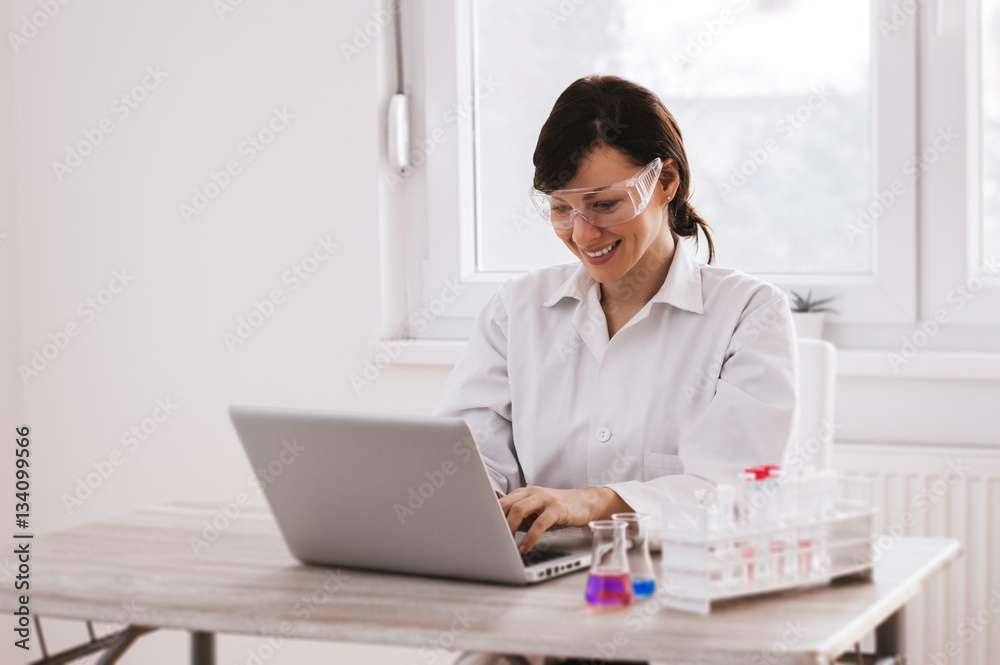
[[596, 427, 612, 443]]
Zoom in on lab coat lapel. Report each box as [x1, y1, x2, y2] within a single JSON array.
[[573, 281, 609, 363]]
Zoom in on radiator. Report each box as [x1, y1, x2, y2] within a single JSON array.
[[834, 443, 1000, 665]]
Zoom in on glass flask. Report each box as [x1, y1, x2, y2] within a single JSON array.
[[585, 520, 634, 607], [612, 513, 657, 598]]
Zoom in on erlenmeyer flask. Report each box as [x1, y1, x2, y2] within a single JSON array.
[[613, 512, 656, 598], [585, 520, 633, 607]]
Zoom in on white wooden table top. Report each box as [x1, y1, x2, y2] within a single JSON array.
[[0, 503, 961, 664]]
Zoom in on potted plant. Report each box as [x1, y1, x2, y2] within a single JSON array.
[[789, 290, 837, 339]]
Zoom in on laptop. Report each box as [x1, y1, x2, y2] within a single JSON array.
[[228, 405, 592, 585]]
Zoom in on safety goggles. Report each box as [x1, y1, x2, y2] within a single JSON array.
[[529, 158, 663, 230]]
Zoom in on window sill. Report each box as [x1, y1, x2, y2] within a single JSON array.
[[371, 340, 1000, 381]]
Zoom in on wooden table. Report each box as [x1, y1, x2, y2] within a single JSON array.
[[0, 503, 961, 665]]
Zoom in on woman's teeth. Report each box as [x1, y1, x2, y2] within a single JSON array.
[[584, 240, 620, 258]]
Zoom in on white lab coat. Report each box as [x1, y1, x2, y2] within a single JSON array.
[[433, 244, 799, 526]]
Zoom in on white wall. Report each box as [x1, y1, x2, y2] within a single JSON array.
[[3, 0, 452, 663]]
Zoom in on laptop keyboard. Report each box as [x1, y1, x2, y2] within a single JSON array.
[[520, 548, 570, 567]]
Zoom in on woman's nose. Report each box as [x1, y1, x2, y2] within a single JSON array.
[[571, 211, 601, 246]]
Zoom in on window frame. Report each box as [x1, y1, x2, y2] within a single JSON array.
[[394, 0, 1000, 344], [917, 0, 1000, 327]]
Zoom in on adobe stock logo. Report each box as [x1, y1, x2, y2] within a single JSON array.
[[7, 0, 72, 53], [392, 439, 475, 524], [350, 278, 465, 393], [18, 268, 135, 385], [223, 235, 339, 352], [672, 0, 752, 70], [61, 398, 180, 514], [213, 0, 249, 21], [52, 66, 168, 182], [340, 1, 407, 63], [886, 255, 999, 371], [179, 107, 294, 224]]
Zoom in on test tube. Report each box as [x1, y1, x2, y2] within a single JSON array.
[[797, 467, 817, 579], [738, 468, 768, 586], [764, 466, 792, 582], [713, 484, 738, 588], [754, 467, 772, 582], [696, 489, 721, 590], [782, 470, 802, 581], [815, 470, 838, 575]]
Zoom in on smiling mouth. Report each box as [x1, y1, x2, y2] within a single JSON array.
[[582, 240, 620, 258]]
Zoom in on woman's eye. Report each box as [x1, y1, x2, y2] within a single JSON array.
[[551, 205, 572, 215], [592, 200, 620, 212]]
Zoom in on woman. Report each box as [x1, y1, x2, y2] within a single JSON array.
[[435, 75, 798, 567]]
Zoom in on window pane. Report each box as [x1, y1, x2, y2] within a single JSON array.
[[473, 0, 873, 275], [984, 0, 1000, 261]]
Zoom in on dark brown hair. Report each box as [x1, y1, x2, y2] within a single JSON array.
[[532, 75, 715, 264]]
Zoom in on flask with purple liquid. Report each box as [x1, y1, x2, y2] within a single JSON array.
[[585, 520, 633, 607]]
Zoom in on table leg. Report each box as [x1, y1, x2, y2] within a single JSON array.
[[95, 626, 153, 665], [875, 607, 906, 663], [191, 631, 215, 665]]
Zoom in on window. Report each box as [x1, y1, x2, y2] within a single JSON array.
[[983, 0, 1000, 262], [476, 0, 873, 277], [400, 0, 1000, 343]]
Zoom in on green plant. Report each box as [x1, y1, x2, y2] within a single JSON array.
[[789, 290, 838, 314]]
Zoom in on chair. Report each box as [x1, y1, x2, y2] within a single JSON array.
[[788, 338, 837, 471]]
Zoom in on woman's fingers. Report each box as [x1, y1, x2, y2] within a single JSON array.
[[502, 492, 546, 535], [518, 508, 560, 554], [498, 486, 606, 551], [501, 487, 572, 552]]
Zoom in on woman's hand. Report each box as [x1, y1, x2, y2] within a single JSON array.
[[499, 486, 632, 553]]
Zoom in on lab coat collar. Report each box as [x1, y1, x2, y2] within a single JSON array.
[[542, 243, 705, 315], [648, 242, 705, 315], [541, 263, 593, 307]]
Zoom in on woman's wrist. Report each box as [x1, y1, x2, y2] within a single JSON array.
[[585, 486, 633, 522]]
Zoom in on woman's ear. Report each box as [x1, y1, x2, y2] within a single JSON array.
[[659, 158, 679, 200]]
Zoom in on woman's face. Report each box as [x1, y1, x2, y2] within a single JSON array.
[[553, 146, 676, 285]]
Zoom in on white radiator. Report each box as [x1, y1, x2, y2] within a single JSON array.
[[834, 443, 1000, 665]]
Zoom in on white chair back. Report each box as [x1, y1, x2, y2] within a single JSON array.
[[789, 338, 837, 471]]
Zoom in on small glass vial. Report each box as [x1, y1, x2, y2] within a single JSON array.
[[707, 485, 739, 590], [612, 513, 656, 598], [814, 470, 838, 575], [738, 468, 769, 586], [764, 466, 792, 582], [797, 467, 818, 579], [585, 520, 634, 607]]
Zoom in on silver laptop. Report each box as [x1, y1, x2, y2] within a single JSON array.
[[228, 405, 591, 585]]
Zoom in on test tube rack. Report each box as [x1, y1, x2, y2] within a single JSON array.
[[658, 475, 876, 614]]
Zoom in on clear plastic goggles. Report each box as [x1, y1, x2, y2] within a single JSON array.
[[529, 158, 663, 230]]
